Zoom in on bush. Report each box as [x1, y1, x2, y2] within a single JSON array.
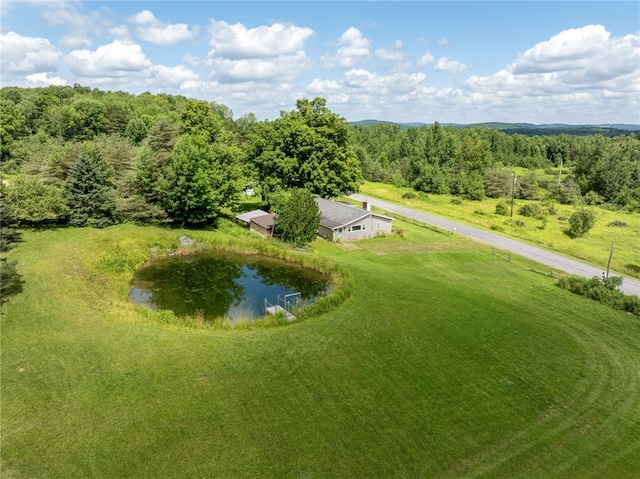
[[518, 202, 543, 218], [607, 220, 627, 227], [568, 209, 596, 238], [582, 191, 604, 206], [402, 191, 417, 199], [557, 275, 639, 317], [495, 202, 509, 216], [450, 198, 463, 205], [513, 219, 526, 227]]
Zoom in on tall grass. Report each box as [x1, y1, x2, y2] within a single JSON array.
[[359, 181, 640, 278]]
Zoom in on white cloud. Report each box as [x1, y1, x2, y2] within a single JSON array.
[[151, 65, 199, 88], [65, 40, 152, 78], [60, 34, 92, 49], [182, 53, 200, 68], [437, 38, 450, 46], [38, 1, 111, 50], [375, 40, 405, 61], [468, 25, 639, 96], [131, 9, 196, 45], [110, 26, 132, 42], [206, 52, 309, 83], [323, 27, 371, 67], [0, 31, 60, 74], [25, 72, 67, 86], [206, 19, 313, 84], [418, 52, 435, 68], [208, 19, 314, 59], [434, 57, 470, 74]]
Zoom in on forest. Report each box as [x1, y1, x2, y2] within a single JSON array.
[[1, 84, 639, 234]]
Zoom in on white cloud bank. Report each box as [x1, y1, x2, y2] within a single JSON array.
[[131, 10, 197, 45], [206, 19, 314, 84], [0, 32, 60, 74]]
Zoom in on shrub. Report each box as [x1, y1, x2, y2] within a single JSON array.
[[490, 224, 505, 232], [557, 275, 639, 317], [402, 191, 417, 199], [607, 220, 627, 227], [518, 202, 543, 218], [568, 209, 596, 238], [450, 198, 463, 205], [582, 191, 604, 206], [495, 202, 509, 216], [513, 219, 526, 227]]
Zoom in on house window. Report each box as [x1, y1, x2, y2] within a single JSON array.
[[376, 221, 381, 230], [350, 225, 362, 232]]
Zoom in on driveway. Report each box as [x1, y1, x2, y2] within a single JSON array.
[[349, 193, 640, 297]]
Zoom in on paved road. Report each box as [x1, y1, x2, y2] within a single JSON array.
[[350, 193, 640, 297]]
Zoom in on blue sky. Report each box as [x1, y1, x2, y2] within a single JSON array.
[[2, 1, 639, 124]]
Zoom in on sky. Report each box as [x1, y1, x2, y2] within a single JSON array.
[[1, 1, 639, 125]]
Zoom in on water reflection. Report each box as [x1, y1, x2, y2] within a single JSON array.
[[130, 252, 329, 321]]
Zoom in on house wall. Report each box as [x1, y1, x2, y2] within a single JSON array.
[[250, 223, 272, 237], [319, 214, 392, 241], [318, 224, 334, 240]]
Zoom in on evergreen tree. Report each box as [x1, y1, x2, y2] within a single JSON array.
[[65, 146, 117, 227], [0, 184, 23, 301], [275, 189, 321, 247]]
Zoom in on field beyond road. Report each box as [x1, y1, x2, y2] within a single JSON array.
[[2, 222, 639, 478], [349, 192, 640, 297]]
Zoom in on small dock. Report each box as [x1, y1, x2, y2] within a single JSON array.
[[265, 304, 296, 320], [264, 292, 301, 320]]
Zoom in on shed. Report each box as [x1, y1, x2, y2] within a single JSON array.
[[250, 213, 276, 237], [235, 209, 269, 225], [315, 198, 393, 241]]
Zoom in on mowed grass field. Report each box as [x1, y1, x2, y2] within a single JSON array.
[[358, 181, 640, 279], [2, 221, 640, 478]]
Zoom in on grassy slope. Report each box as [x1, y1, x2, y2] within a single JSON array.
[[2, 223, 639, 478], [358, 180, 640, 279]]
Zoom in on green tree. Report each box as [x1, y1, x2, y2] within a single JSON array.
[[275, 189, 321, 247], [5, 175, 69, 225], [0, 184, 22, 300], [180, 99, 223, 142], [251, 98, 361, 200], [568, 208, 596, 238], [125, 117, 148, 144], [0, 184, 21, 252], [160, 134, 243, 225], [0, 99, 28, 162], [65, 146, 117, 227]]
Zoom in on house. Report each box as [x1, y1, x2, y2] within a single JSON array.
[[315, 198, 393, 241], [249, 213, 276, 238]]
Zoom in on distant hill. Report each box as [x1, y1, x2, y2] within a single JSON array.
[[349, 120, 640, 136]]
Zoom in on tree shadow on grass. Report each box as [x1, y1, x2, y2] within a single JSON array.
[[626, 264, 640, 275]]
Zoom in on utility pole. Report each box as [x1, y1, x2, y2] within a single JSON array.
[[510, 173, 517, 217], [606, 240, 615, 279]]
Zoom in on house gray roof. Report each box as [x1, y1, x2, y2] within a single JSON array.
[[235, 209, 269, 223], [315, 198, 393, 230]]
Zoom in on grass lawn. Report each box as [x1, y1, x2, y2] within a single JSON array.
[[2, 221, 640, 478], [358, 181, 640, 279]]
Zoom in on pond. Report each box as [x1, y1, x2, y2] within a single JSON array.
[[129, 252, 330, 322]]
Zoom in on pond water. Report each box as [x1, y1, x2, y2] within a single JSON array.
[[129, 252, 329, 321]]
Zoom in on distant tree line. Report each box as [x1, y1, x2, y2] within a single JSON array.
[[1, 84, 638, 238], [0, 86, 360, 231], [350, 121, 640, 211]]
